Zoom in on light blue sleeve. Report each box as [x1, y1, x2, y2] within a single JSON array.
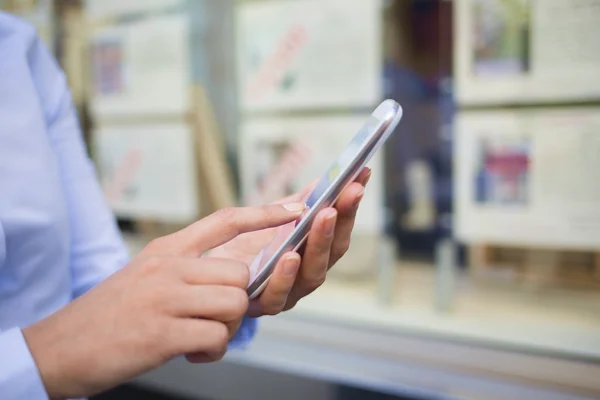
[[0, 328, 48, 400], [27, 32, 130, 297], [30, 29, 258, 345], [229, 317, 258, 349]]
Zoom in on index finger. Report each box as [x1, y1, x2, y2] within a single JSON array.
[[164, 203, 306, 256]]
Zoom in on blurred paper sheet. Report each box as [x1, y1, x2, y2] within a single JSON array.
[[89, 12, 190, 116], [236, 0, 383, 111], [93, 123, 200, 223], [454, 108, 600, 249], [455, 0, 600, 105]]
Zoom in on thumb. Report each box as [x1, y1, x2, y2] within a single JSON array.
[[165, 203, 306, 256]]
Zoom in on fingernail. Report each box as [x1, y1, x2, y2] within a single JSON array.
[[354, 189, 365, 207], [206, 351, 225, 361], [362, 169, 372, 186], [283, 202, 306, 213], [324, 210, 337, 237], [283, 254, 300, 276]]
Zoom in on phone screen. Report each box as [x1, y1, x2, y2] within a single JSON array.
[[304, 115, 380, 209], [248, 115, 382, 283], [248, 220, 296, 281]]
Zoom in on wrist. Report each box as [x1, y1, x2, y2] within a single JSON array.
[[0, 328, 49, 400], [23, 317, 73, 400]]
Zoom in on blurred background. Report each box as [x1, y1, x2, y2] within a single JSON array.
[[2, 0, 600, 399]]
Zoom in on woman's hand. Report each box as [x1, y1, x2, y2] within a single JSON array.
[[210, 167, 372, 317], [23, 203, 306, 400]]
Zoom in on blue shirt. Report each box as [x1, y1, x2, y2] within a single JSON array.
[[0, 13, 256, 400]]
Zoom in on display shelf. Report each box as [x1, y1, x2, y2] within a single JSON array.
[[467, 244, 600, 290], [134, 312, 599, 400], [293, 262, 600, 361]]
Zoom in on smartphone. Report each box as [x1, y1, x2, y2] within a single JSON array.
[[247, 99, 403, 299]]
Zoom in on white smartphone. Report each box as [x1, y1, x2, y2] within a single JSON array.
[[247, 99, 403, 299]]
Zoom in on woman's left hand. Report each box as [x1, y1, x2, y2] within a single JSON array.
[[209, 167, 371, 317]]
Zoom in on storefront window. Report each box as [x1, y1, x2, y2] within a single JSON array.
[[6, 0, 598, 395]]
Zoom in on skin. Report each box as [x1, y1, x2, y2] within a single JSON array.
[[212, 167, 371, 318], [22, 168, 370, 400]]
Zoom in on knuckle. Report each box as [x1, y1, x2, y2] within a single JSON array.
[[305, 272, 327, 290], [336, 239, 352, 256], [283, 299, 298, 312], [259, 286, 289, 316], [153, 319, 176, 361], [215, 207, 237, 224], [209, 350, 227, 362], [340, 238, 352, 252], [142, 255, 164, 274], [231, 261, 250, 288], [178, 259, 201, 285], [146, 236, 169, 252], [214, 207, 240, 235], [262, 301, 285, 316], [213, 322, 230, 350], [229, 288, 250, 317], [315, 235, 331, 252], [258, 205, 273, 220]]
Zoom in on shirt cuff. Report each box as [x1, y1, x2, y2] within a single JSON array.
[[228, 317, 258, 350], [0, 328, 49, 400]]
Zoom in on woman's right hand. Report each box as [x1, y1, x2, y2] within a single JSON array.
[[22, 203, 306, 400]]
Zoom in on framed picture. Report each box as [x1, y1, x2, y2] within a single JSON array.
[[473, 136, 531, 206], [454, 107, 600, 249], [93, 122, 201, 223], [454, 0, 600, 105], [91, 39, 125, 97], [88, 12, 190, 116], [235, 0, 383, 112]]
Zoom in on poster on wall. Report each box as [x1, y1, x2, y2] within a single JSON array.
[[454, 0, 600, 105], [89, 12, 190, 116], [235, 0, 383, 112], [93, 123, 201, 223], [473, 136, 531, 205], [239, 115, 385, 234], [454, 108, 600, 249], [471, 0, 531, 77]]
